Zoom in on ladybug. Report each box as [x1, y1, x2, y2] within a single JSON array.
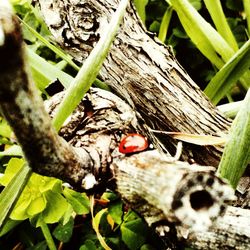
[[119, 133, 149, 154]]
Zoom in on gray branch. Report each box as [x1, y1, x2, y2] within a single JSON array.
[[0, 1, 95, 190], [37, 0, 231, 167]]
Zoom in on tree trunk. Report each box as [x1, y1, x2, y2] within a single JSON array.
[[38, 0, 231, 167]]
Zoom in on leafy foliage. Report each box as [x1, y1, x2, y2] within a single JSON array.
[[120, 211, 148, 249], [146, 0, 249, 93]]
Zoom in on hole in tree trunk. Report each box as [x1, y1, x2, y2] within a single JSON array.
[[190, 190, 214, 211]]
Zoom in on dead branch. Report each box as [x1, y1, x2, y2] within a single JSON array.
[[46, 90, 233, 233], [0, 5, 235, 237], [0, 4, 233, 230], [177, 206, 250, 249], [0, 1, 95, 190], [37, 0, 232, 167]]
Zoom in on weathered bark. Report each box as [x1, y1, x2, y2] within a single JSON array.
[[46, 90, 239, 240], [37, 0, 231, 167], [0, 2, 95, 190], [177, 206, 250, 249], [0, 3, 234, 231], [111, 150, 234, 230]]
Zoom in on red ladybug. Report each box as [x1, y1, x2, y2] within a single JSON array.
[[119, 134, 149, 154]]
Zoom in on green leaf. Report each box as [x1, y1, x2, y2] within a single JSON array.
[[61, 204, 74, 225], [1, 161, 63, 221], [158, 6, 173, 42], [204, 0, 238, 51], [217, 101, 243, 118], [38, 218, 57, 250], [108, 200, 123, 225], [101, 192, 119, 202], [205, 39, 250, 104], [243, 0, 250, 34], [0, 118, 12, 138], [172, 27, 188, 39], [63, 188, 90, 215], [21, 18, 80, 71], [41, 191, 69, 224], [189, 0, 202, 10], [170, 0, 235, 68], [149, 21, 160, 33], [26, 195, 47, 217], [22, 12, 39, 43], [53, 217, 74, 243], [217, 89, 250, 189], [226, 0, 243, 11], [140, 244, 156, 250], [10, 196, 31, 220], [34, 175, 62, 193], [0, 145, 23, 159], [92, 207, 112, 250], [52, 0, 130, 131], [80, 239, 97, 250], [27, 48, 73, 90], [121, 210, 147, 250], [133, 0, 148, 24], [0, 163, 31, 229], [0, 219, 21, 237], [11, 174, 62, 220], [27, 241, 47, 250], [0, 158, 25, 186]]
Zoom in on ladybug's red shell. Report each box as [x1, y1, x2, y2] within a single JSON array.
[[119, 134, 148, 154]]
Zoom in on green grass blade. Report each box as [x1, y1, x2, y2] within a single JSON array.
[[93, 78, 111, 91], [133, 0, 148, 25], [158, 6, 173, 42], [217, 101, 243, 118], [39, 218, 57, 250], [27, 48, 73, 90], [27, 47, 109, 92], [204, 0, 238, 51], [20, 18, 80, 71], [217, 89, 250, 189], [243, 0, 250, 35], [170, 0, 235, 68], [52, 0, 129, 131], [0, 219, 21, 237], [240, 71, 250, 89], [0, 164, 31, 229], [204, 39, 250, 104], [21, 17, 111, 91]]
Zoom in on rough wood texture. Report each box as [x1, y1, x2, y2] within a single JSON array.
[[0, 2, 94, 190], [151, 206, 250, 250], [35, 89, 250, 249], [37, 0, 231, 167], [178, 206, 250, 249], [47, 90, 233, 232], [111, 150, 234, 230], [1, 8, 232, 230]]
